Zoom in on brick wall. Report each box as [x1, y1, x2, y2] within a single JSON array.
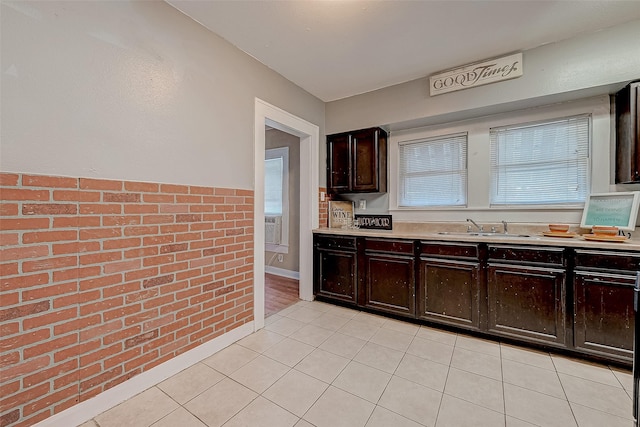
[[0, 173, 254, 427], [318, 187, 330, 228]]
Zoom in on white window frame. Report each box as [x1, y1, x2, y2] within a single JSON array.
[[389, 95, 611, 225], [265, 147, 289, 253]]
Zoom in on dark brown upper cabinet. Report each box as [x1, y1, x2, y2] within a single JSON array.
[[327, 127, 387, 194], [615, 80, 640, 183]]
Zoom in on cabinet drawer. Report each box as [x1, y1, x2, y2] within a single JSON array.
[[419, 241, 480, 260], [315, 235, 357, 251], [488, 245, 565, 267], [574, 249, 640, 273], [365, 238, 414, 255]]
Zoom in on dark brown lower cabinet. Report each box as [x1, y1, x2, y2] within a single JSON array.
[[361, 238, 415, 317], [573, 272, 634, 363], [417, 242, 482, 331], [314, 235, 358, 305], [487, 245, 567, 348]]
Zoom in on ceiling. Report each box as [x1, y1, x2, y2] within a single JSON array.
[[166, 1, 640, 102]]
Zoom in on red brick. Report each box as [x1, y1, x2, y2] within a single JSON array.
[[14, 410, 51, 427], [79, 251, 122, 265], [124, 247, 157, 259], [53, 265, 100, 283], [79, 178, 122, 191], [0, 245, 49, 261], [124, 349, 158, 372], [0, 351, 20, 367], [53, 215, 99, 228], [55, 363, 100, 389], [0, 300, 50, 322], [80, 366, 122, 393], [143, 194, 174, 203], [124, 330, 158, 349], [0, 355, 50, 384], [143, 294, 174, 310], [53, 241, 100, 255], [0, 173, 19, 186], [22, 359, 77, 389], [102, 215, 141, 226], [79, 227, 122, 240], [23, 384, 79, 417], [124, 204, 158, 214], [190, 204, 214, 213], [123, 225, 159, 236], [125, 289, 158, 304], [79, 203, 122, 215], [102, 281, 140, 298], [22, 204, 77, 215], [22, 175, 76, 188], [0, 188, 50, 201], [23, 230, 77, 244], [125, 181, 158, 193], [143, 314, 174, 332], [79, 296, 123, 317], [22, 281, 77, 302], [103, 304, 142, 322], [103, 325, 141, 345], [160, 183, 188, 194], [79, 319, 123, 341], [79, 343, 122, 367], [176, 232, 202, 242], [176, 195, 201, 204], [23, 334, 77, 360], [53, 314, 102, 336], [0, 232, 19, 246], [143, 254, 174, 267], [23, 307, 77, 330], [1, 217, 50, 231], [22, 255, 77, 273], [159, 204, 188, 213], [0, 321, 19, 336], [124, 267, 158, 281], [103, 237, 141, 250], [104, 347, 141, 369], [176, 214, 202, 223], [53, 190, 100, 202], [202, 196, 225, 204], [0, 328, 49, 353], [143, 274, 174, 289], [54, 339, 100, 363], [142, 214, 174, 224], [189, 185, 214, 195], [0, 262, 19, 277], [103, 192, 141, 203], [160, 261, 189, 274], [79, 273, 122, 291], [143, 235, 174, 246], [103, 259, 141, 274]]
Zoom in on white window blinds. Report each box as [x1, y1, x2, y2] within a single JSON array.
[[398, 133, 467, 207], [490, 115, 590, 206]]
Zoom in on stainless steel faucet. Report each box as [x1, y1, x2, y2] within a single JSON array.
[[501, 220, 508, 234], [466, 218, 483, 232]]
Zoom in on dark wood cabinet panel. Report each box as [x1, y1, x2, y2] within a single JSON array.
[[615, 81, 640, 183], [574, 249, 640, 273], [418, 258, 481, 330], [326, 127, 387, 194], [327, 133, 351, 192], [488, 264, 566, 347], [314, 235, 358, 305], [363, 252, 415, 317], [574, 272, 634, 363]]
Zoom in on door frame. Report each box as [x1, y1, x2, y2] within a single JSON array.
[[254, 98, 319, 330]]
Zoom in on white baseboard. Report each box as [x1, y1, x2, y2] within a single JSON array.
[[34, 322, 255, 427], [264, 266, 300, 280]]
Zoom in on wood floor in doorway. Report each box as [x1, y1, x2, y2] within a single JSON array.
[[265, 273, 299, 318]]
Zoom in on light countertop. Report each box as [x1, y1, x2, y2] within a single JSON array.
[[314, 222, 640, 252]]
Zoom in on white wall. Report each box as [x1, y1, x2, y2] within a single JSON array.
[[0, 1, 325, 189]]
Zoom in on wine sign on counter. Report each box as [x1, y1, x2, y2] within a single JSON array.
[[355, 214, 393, 230]]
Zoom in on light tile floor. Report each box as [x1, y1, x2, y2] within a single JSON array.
[[81, 300, 635, 427]]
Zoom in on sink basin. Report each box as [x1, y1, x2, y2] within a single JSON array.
[[437, 232, 530, 238]]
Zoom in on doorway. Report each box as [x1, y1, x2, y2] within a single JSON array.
[[253, 99, 319, 331]]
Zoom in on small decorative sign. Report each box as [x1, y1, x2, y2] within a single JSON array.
[[355, 214, 393, 231], [328, 201, 354, 228], [429, 53, 523, 96], [580, 191, 640, 231]]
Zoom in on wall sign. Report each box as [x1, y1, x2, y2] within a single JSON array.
[[355, 214, 393, 230], [328, 201, 354, 228], [429, 53, 523, 96], [580, 191, 640, 231]]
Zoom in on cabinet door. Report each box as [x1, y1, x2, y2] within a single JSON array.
[[351, 128, 385, 192], [418, 258, 481, 330], [316, 248, 357, 305], [574, 272, 634, 363], [327, 133, 351, 193], [615, 82, 640, 183], [487, 264, 566, 347], [363, 253, 415, 317]]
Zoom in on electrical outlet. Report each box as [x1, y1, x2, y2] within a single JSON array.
[[320, 192, 326, 202], [277, 254, 284, 262], [359, 199, 366, 210]]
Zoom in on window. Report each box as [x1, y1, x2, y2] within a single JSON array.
[[398, 133, 467, 207], [265, 147, 289, 251], [490, 115, 590, 206]]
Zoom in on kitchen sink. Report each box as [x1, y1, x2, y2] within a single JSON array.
[[437, 232, 530, 238]]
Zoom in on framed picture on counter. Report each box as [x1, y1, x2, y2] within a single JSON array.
[[580, 191, 640, 231], [328, 201, 354, 228]]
